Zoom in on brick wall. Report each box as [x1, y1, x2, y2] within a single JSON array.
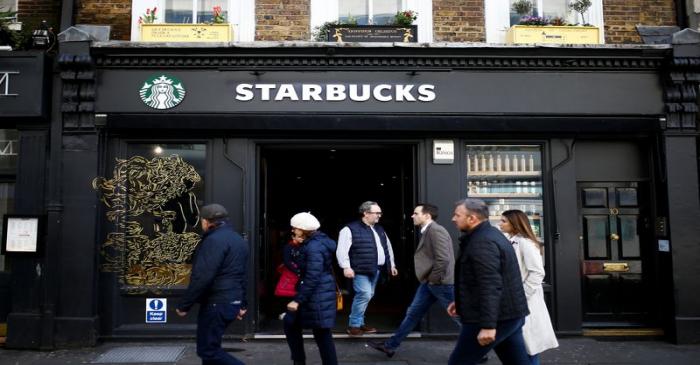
[[256, 0, 309, 41], [75, 0, 131, 41], [17, 0, 61, 31], [604, 0, 676, 43], [433, 0, 484, 42]]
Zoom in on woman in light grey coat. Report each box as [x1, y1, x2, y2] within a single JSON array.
[[499, 209, 558, 365]]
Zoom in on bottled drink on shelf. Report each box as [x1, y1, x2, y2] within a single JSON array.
[[521, 155, 527, 171], [504, 154, 511, 172], [480, 155, 487, 172], [515, 181, 522, 193], [512, 154, 519, 172], [528, 154, 535, 171], [473, 155, 479, 172], [487, 154, 494, 171], [496, 154, 502, 172]]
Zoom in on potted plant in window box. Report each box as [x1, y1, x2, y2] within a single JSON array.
[[319, 10, 418, 43], [140, 6, 233, 42], [506, 0, 600, 45]]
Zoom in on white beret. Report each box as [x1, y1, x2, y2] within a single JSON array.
[[290, 212, 320, 231]]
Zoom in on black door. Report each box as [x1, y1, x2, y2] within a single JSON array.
[[258, 144, 416, 333], [578, 182, 652, 325]]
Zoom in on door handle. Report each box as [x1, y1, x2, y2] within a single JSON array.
[[603, 262, 629, 272], [610, 233, 620, 241]]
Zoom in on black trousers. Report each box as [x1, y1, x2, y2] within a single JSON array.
[[283, 310, 338, 365]]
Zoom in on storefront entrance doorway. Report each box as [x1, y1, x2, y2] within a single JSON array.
[[258, 144, 417, 334]]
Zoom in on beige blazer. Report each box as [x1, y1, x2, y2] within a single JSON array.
[[414, 221, 455, 285]]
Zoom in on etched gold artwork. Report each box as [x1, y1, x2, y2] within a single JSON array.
[[93, 155, 202, 293]]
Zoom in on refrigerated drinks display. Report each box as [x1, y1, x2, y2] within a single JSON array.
[[466, 145, 544, 241]]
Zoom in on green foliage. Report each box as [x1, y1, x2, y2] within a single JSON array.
[[391, 10, 417, 27], [0, 9, 19, 48], [312, 17, 358, 41], [511, 0, 534, 16]]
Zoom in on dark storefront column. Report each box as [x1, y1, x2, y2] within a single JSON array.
[[663, 29, 700, 344], [549, 139, 582, 335], [51, 35, 100, 347], [5, 130, 48, 349]]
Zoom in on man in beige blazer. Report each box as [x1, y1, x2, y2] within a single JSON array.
[[368, 203, 458, 357]]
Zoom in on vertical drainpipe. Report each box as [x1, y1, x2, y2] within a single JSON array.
[[676, 0, 689, 29], [60, 0, 75, 32]]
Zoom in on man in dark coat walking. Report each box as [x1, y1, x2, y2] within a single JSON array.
[[176, 203, 248, 365], [446, 198, 530, 365]]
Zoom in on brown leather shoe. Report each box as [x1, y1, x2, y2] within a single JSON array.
[[360, 325, 377, 334], [346, 327, 363, 336]]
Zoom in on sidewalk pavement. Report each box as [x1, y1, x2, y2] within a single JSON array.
[[1, 336, 700, 365]]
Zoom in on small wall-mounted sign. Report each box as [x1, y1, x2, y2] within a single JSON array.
[[146, 298, 167, 323], [1, 215, 44, 255], [433, 140, 454, 164]]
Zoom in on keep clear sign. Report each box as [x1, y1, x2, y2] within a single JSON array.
[[146, 298, 167, 323]]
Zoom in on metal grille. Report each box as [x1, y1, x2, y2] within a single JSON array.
[[92, 346, 186, 363]]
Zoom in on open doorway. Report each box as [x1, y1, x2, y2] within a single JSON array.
[[258, 144, 417, 334]]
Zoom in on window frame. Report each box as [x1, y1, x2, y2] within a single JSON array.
[[310, 0, 433, 43], [485, 0, 605, 44], [130, 0, 255, 42]]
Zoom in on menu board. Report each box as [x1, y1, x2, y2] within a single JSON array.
[[3, 216, 40, 253]]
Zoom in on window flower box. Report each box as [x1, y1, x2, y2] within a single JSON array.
[[326, 25, 417, 43], [506, 25, 600, 45], [140, 23, 232, 42]]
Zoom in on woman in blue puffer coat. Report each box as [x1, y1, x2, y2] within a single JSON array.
[[284, 212, 338, 365]]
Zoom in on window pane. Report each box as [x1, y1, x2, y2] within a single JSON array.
[[542, 0, 568, 19], [617, 188, 638, 207], [339, 0, 368, 24], [94, 144, 206, 291], [0, 130, 18, 171], [619, 215, 640, 258], [584, 215, 609, 259], [0, 0, 16, 12], [582, 188, 607, 208], [165, 0, 193, 23], [197, 0, 228, 23], [509, 0, 539, 26], [373, 0, 401, 25]]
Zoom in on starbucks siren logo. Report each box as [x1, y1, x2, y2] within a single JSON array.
[[139, 75, 186, 110]]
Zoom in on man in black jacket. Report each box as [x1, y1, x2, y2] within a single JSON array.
[[446, 198, 530, 365], [176, 203, 248, 365]]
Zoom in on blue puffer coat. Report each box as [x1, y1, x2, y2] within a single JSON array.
[[294, 231, 337, 329]]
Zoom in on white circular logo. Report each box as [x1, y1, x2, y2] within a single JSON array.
[[139, 75, 186, 110]]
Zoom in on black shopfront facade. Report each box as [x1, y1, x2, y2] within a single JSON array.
[[7, 36, 700, 348]]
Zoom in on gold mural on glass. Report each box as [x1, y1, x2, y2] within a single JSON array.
[[93, 154, 202, 292]]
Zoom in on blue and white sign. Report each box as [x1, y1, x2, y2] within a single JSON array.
[[146, 298, 167, 323]]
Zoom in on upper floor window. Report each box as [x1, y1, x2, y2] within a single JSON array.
[[0, 0, 17, 21], [339, 0, 402, 25], [164, 0, 227, 23], [485, 0, 604, 44], [130, 0, 255, 42], [311, 0, 433, 42]]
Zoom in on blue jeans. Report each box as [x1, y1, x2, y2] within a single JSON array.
[[529, 353, 541, 365], [283, 310, 338, 365], [348, 270, 380, 328], [448, 317, 529, 365], [385, 283, 459, 350], [196, 303, 245, 365]]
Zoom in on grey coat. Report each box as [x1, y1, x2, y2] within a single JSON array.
[[414, 221, 455, 285]]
